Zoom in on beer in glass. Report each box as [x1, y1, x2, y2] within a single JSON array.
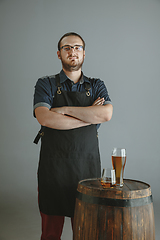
[[112, 148, 126, 187]]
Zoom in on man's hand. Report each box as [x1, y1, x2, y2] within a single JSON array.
[[92, 97, 105, 106]]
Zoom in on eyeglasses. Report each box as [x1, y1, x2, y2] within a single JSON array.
[[60, 45, 83, 52]]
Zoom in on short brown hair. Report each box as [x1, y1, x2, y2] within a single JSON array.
[[58, 32, 85, 51]]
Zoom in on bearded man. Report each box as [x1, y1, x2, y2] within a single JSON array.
[[33, 32, 113, 240]]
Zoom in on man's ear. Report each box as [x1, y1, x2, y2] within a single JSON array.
[[57, 51, 61, 59], [83, 50, 85, 59]]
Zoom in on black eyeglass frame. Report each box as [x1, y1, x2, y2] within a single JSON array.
[[59, 45, 84, 51]]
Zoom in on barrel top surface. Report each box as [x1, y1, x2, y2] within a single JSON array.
[[77, 178, 152, 199]]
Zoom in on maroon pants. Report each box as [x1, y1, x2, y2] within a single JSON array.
[[40, 212, 74, 240]]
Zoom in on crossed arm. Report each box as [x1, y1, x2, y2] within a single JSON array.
[[35, 97, 113, 130]]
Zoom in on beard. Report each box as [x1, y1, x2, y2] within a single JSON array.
[[60, 54, 85, 72]]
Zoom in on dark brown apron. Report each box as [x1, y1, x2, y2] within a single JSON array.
[[38, 76, 101, 217]]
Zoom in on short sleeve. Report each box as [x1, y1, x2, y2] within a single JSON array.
[[33, 77, 53, 117], [92, 79, 112, 105], [90, 78, 112, 130]]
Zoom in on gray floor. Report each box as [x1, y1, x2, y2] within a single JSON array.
[[0, 196, 159, 240]]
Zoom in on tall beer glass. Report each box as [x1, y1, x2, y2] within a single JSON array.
[[112, 148, 126, 187]]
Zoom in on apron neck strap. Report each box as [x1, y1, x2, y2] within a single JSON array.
[[84, 80, 91, 97], [55, 74, 61, 87], [55, 74, 62, 94], [84, 81, 91, 91]]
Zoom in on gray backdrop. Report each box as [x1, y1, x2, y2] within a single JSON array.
[[0, 0, 160, 239]]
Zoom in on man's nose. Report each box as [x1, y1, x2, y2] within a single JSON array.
[[70, 47, 75, 52]]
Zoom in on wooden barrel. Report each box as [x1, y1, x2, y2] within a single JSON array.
[[73, 178, 155, 240]]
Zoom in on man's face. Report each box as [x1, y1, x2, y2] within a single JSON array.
[[57, 36, 85, 72]]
